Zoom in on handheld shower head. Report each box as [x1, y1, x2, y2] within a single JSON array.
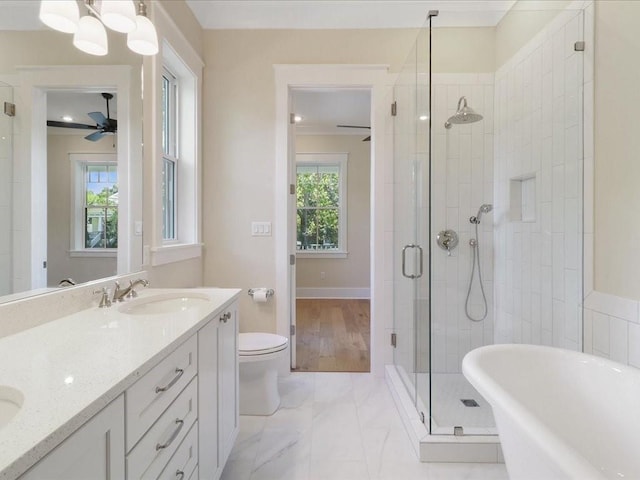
[[470, 204, 493, 224]]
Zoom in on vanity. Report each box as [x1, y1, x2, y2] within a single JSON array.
[[0, 286, 241, 480]]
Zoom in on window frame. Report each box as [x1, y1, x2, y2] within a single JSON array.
[[295, 153, 348, 259], [69, 153, 118, 258], [162, 66, 178, 243]]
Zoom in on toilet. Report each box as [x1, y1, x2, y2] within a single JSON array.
[[238, 332, 289, 415]]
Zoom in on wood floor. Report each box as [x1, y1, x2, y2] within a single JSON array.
[[295, 298, 370, 372]]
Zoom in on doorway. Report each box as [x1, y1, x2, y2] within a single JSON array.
[[274, 64, 387, 376], [291, 88, 372, 372]]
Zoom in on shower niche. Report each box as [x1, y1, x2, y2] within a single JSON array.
[[509, 174, 537, 222]]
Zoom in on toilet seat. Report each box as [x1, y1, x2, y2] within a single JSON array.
[[239, 332, 288, 356]]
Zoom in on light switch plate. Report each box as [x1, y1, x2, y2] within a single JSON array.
[[251, 221, 272, 236]]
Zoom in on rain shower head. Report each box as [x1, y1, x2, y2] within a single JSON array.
[[444, 96, 483, 129], [470, 204, 493, 224]]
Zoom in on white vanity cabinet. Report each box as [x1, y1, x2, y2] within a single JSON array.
[[197, 301, 239, 480], [14, 294, 240, 480], [20, 395, 125, 480]]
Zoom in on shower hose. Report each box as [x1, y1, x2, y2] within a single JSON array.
[[465, 222, 488, 322]]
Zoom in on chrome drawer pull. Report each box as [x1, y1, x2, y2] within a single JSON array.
[[156, 419, 184, 451], [176, 470, 185, 479], [155, 368, 184, 394]]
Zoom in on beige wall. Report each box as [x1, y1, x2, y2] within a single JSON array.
[[201, 28, 494, 333], [0, 31, 140, 72], [47, 135, 117, 286], [156, 0, 204, 58], [593, 1, 640, 300], [495, 0, 571, 68], [432, 27, 496, 73], [295, 135, 371, 292]]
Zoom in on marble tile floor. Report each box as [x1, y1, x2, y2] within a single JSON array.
[[220, 372, 508, 480]]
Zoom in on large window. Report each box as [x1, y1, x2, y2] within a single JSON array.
[[296, 153, 348, 256], [70, 154, 118, 254], [162, 67, 178, 241]]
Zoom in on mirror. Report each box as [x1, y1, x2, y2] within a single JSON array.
[[0, 3, 144, 303]]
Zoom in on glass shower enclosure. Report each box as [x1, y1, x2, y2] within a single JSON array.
[[392, 4, 586, 441]]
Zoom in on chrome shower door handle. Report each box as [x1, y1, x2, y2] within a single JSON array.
[[402, 244, 424, 279]]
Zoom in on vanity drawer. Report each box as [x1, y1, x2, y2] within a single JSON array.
[[158, 421, 198, 480], [126, 336, 198, 451], [126, 377, 198, 480]]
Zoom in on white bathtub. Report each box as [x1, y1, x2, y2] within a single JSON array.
[[462, 344, 640, 480]]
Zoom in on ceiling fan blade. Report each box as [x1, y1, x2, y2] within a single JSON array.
[[88, 111, 108, 126], [47, 120, 98, 130], [363, 136, 371, 142], [337, 125, 371, 129], [85, 131, 105, 142]]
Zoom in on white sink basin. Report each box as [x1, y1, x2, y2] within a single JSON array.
[[118, 292, 211, 315], [0, 386, 23, 430]]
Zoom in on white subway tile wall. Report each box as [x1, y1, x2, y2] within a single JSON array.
[[431, 74, 495, 374], [494, 7, 586, 351]]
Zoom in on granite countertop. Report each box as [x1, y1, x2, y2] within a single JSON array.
[[0, 287, 241, 480]]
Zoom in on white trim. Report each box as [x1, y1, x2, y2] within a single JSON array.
[[296, 252, 347, 259], [150, 243, 203, 266], [296, 287, 370, 299], [274, 63, 388, 376], [145, 4, 203, 268], [69, 250, 117, 258]]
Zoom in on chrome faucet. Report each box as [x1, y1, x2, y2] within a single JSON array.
[[113, 278, 149, 302], [93, 287, 112, 308]]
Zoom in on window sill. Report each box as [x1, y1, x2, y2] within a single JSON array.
[[150, 243, 203, 266], [69, 250, 117, 258], [296, 251, 348, 259]]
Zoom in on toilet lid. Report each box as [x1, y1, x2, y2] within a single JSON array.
[[239, 332, 288, 356]]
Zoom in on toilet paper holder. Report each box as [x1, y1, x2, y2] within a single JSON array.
[[247, 288, 274, 298]]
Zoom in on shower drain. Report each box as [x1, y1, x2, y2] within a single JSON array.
[[460, 398, 480, 407]]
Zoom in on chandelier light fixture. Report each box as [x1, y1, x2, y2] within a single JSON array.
[[38, 0, 158, 56]]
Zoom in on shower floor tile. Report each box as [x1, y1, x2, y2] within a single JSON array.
[[418, 373, 497, 434]]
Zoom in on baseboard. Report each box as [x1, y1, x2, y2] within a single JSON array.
[[296, 287, 370, 299]]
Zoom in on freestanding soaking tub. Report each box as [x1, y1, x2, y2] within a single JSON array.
[[462, 344, 640, 480]]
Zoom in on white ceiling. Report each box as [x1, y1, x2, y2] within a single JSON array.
[[293, 89, 371, 137]]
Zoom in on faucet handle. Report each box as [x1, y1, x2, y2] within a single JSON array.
[[127, 280, 138, 299], [93, 287, 112, 308]]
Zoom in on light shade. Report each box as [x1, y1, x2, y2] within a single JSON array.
[[73, 15, 108, 56], [127, 15, 158, 56], [39, 0, 79, 34], [100, 0, 137, 33]]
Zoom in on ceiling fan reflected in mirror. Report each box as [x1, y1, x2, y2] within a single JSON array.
[[337, 124, 371, 142], [47, 92, 117, 142]]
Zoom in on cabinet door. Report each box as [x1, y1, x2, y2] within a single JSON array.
[[21, 395, 125, 480], [218, 302, 239, 466], [198, 317, 220, 480]]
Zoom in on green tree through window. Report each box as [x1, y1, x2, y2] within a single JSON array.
[[85, 164, 118, 249], [296, 164, 341, 250]]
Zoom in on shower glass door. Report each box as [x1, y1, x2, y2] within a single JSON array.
[[392, 17, 432, 430]]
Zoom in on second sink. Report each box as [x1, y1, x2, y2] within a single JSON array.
[[118, 292, 211, 316]]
